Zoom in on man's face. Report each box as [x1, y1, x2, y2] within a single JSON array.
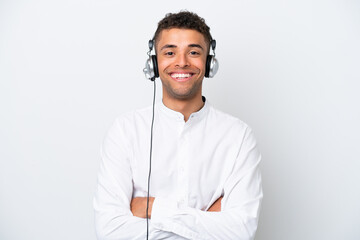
[[156, 28, 208, 101]]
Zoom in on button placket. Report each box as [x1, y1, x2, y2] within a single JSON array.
[[177, 130, 189, 207]]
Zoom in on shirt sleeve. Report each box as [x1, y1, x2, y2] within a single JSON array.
[[150, 127, 263, 240], [93, 118, 187, 240]]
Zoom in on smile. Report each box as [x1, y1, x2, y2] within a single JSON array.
[[170, 72, 194, 81]]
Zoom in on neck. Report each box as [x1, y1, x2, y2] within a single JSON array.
[[162, 93, 204, 122]]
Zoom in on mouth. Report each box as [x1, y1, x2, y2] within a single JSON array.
[[169, 72, 195, 82]]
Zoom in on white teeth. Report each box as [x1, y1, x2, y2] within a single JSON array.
[[171, 73, 192, 79]]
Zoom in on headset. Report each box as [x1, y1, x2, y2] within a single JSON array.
[[143, 39, 219, 81]]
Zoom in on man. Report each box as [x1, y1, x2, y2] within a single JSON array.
[[94, 11, 263, 240]]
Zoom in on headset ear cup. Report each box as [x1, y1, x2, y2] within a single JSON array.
[[152, 55, 159, 78], [205, 55, 212, 78]]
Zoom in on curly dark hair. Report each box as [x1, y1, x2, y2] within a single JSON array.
[[153, 11, 212, 48]]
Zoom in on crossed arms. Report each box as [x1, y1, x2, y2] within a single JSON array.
[[130, 196, 223, 219]]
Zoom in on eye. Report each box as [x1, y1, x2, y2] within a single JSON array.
[[165, 51, 174, 56], [190, 51, 200, 55]]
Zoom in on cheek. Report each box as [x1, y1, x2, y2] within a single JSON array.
[[192, 58, 207, 71], [157, 58, 171, 73]]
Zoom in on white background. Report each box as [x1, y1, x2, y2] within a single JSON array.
[[1, 0, 359, 239]]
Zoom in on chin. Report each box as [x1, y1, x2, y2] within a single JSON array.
[[167, 88, 199, 100]]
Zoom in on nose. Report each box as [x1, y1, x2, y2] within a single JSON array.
[[175, 53, 189, 68]]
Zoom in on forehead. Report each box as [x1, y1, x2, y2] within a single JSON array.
[[156, 28, 207, 48]]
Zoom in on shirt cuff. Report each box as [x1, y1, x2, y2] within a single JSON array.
[[151, 196, 177, 230], [151, 197, 199, 239]]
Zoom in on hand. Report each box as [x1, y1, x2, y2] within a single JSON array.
[[130, 197, 155, 218], [207, 196, 223, 212]]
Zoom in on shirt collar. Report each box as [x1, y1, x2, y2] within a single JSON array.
[[159, 96, 210, 122]]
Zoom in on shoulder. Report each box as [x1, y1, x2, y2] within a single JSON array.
[[105, 105, 154, 139], [113, 105, 153, 125], [207, 104, 250, 132]]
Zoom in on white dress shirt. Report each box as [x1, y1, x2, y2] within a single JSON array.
[[94, 98, 263, 240]]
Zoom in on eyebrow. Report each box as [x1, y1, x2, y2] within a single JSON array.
[[188, 44, 204, 50], [160, 44, 177, 51], [160, 44, 204, 51]]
